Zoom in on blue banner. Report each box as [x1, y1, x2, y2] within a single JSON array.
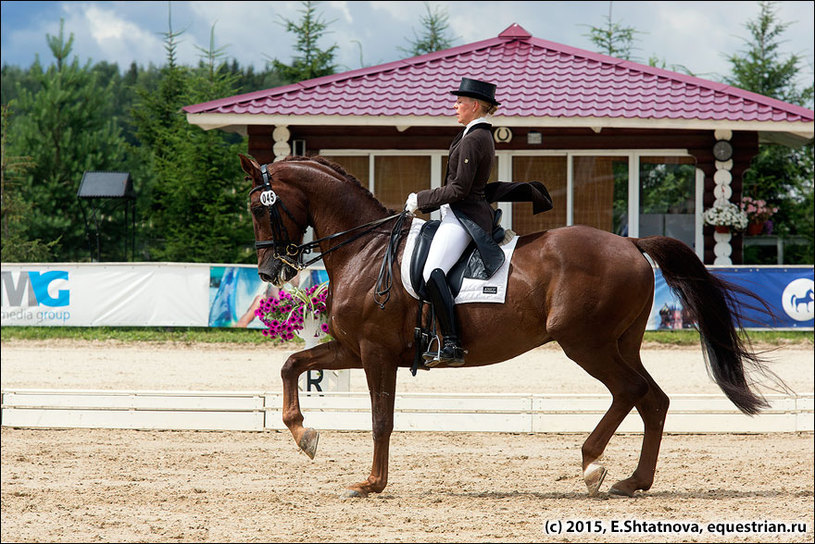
[[649, 266, 814, 330]]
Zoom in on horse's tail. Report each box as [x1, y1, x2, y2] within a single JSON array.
[[633, 236, 785, 415]]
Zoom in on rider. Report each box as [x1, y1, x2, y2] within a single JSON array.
[[404, 77, 500, 367]]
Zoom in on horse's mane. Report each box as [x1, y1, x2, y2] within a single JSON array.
[[280, 155, 395, 215]]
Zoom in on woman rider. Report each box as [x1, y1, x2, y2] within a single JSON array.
[[404, 77, 500, 367]]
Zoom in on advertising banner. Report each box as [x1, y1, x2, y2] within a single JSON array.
[[1, 263, 209, 327], [2, 263, 811, 330], [649, 266, 814, 330]]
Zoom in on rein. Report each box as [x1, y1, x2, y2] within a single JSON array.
[[251, 163, 408, 305], [292, 212, 406, 270]]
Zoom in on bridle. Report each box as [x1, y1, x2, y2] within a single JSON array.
[[250, 163, 408, 294], [249, 164, 304, 268]]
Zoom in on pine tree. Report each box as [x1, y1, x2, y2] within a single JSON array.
[[724, 1, 810, 105], [6, 19, 127, 261], [1, 104, 56, 261], [131, 15, 252, 263], [582, 1, 641, 60], [400, 2, 458, 57], [726, 1, 813, 263], [269, 1, 338, 83]]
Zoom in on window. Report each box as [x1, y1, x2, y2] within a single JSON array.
[[374, 156, 431, 216], [511, 156, 567, 235], [573, 156, 629, 234], [320, 156, 369, 187], [638, 156, 696, 248]]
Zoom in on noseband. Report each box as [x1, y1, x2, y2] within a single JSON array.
[[250, 163, 407, 276]]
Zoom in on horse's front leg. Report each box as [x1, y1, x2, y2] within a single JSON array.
[[280, 340, 361, 458], [344, 346, 398, 498]]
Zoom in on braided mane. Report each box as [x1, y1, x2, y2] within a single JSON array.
[[281, 155, 394, 215]]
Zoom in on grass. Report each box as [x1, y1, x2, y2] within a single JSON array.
[[1, 326, 811, 347]]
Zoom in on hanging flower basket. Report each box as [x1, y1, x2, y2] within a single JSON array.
[[703, 202, 748, 232], [255, 281, 330, 345]]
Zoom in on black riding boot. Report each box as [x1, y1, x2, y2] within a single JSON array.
[[423, 268, 465, 367]]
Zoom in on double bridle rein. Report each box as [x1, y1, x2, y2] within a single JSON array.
[[250, 163, 407, 307]]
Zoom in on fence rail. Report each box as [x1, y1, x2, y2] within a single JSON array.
[[3, 389, 812, 434]]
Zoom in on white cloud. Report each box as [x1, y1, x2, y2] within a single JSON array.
[[369, 1, 421, 22], [328, 1, 353, 24], [80, 5, 165, 66], [0, 0, 810, 92]]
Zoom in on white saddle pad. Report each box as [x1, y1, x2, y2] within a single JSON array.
[[399, 218, 518, 304]]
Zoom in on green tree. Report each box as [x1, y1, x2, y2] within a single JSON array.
[[1, 104, 57, 261], [5, 19, 127, 262], [724, 1, 809, 105], [726, 1, 814, 263], [582, 1, 641, 60], [400, 2, 458, 57], [269, 1, 338, 83], [131, 16, 252, 263]]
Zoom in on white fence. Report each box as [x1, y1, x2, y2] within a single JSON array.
[[2, 389, 812, 434]]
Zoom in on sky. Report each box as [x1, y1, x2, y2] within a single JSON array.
[[1, 1, 813, 90]]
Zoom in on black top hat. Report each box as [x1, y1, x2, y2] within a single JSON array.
[[450, 77, 500, 106]]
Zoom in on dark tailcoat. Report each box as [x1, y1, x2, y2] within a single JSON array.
[[415, 123, 505, 276], [415, 123, 495, 233]]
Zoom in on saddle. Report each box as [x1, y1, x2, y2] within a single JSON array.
[[409, 209, 507, 300]]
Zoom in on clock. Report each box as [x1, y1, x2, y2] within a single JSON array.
[[712, 140, 733, 161]]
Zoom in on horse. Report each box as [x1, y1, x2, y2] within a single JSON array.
[[240, 153, 783, 499], [791, 289, 814, 312]]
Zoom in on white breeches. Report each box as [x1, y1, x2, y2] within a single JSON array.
[[422, 205, 472, 282]]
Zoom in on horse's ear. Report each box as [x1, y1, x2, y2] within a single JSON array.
[[239, 153, 259, 176]]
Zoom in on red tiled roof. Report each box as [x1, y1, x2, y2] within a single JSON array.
[[184, 24, 813, 126]]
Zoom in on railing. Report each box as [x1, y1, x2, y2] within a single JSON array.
[[743, 235, 810, 265]]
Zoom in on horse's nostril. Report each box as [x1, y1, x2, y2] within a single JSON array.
[[259, 273, 274, 283]]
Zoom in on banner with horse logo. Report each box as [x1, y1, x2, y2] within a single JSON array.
[[649, 266, 814, 330]]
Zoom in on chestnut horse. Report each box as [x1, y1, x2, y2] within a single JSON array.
[[240, 154, 779, 498]]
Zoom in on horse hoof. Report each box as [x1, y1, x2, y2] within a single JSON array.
[[298, 428, 319, 459], [608, 484, 636, 498], [584, 462, 607, 496], [341, 488, 368, 499]]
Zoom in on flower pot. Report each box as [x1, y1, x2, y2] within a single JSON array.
[[746, 221, 764, 236], [295, 314, 326, 349], [714, 225, 730, 234]]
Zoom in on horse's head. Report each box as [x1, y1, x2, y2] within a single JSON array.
[[240, 154, 308, 286]]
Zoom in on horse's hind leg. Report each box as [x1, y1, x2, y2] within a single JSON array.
[[607, 329, 670, 497], [280, 341, 361, 459], [559, 341, 650, 496]]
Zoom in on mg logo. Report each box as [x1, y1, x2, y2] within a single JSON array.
[[781, 278, 814, 322], [1, 270, 70, 307]]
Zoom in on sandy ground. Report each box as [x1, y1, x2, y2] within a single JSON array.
[[1, 339, 813, 543]]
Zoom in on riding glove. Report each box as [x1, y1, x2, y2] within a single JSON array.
[[405, 193, 418, 214]]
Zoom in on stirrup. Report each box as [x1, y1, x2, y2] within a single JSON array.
[[422, 336, 442, 368], [423, 338, 465, 368]]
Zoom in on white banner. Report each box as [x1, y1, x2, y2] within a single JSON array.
[[1, 263, 210, 327]]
